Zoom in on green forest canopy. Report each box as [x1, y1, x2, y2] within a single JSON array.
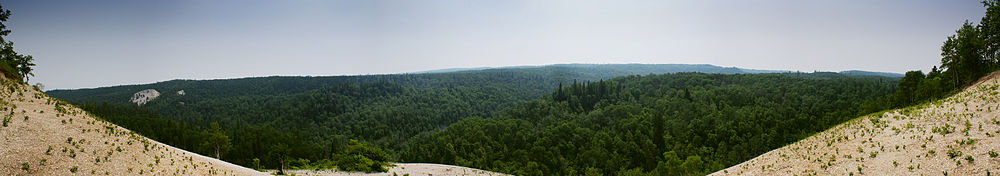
[[46, 1, 1000, 175]]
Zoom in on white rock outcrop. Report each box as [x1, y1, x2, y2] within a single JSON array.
[[130, 89, 160, 106]]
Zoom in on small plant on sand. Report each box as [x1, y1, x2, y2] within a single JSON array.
[[947, 149, 962, 159], [2, 115, 10, 127], [21, 162, 29, 171], [45, 146, 52, 155], [990, 150, 999, 157], [966, 155, 975, 163], [933, 124, 954, 135], [69, 166, 78, 173]]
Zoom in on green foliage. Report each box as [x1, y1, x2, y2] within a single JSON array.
[[0, 3, 33, 82], [69, 166, 78, 173], [887, 1, 1000, 109], [201, 122, 231, 159], [1, 114, 9, 127], [948, 149, 963, 159], [336, 155, 380, 172], [400, 73, 896, 175], [55, 64, 798, 170], [335, 140, 390, 172]]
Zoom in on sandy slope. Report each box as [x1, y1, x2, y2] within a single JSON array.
[[0, 76, 265, 175], [711, 71, 1000, 175], [284, 163, 510, 176]]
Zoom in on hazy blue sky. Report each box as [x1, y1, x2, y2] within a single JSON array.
[[3, 0, 986, 90]]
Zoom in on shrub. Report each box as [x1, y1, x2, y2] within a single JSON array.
[[991, 150, 999, 158], [336, 154, 381, 172], [21, 162, 28, 171], [69, 166, 78, 173], [947, 149, 962, 158], [2, 115, 10, 127]]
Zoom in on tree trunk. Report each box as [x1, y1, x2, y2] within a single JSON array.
[[215, 142, 220, 159], [279, 157, 286, 175]]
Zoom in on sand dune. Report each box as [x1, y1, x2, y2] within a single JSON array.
[[0, 76, 265, 175], [712, 71, 1000, 175]]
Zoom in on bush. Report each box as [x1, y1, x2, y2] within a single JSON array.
[[2, 115, 10, 127], [334, 140, 389, 172], [336, 154, 384, 172], [947, 149, 962, 159]]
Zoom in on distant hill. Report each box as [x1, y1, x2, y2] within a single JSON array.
[[839, 70, 905, 77], [412, 63, 784, 75], [46, 64, 782, 106]]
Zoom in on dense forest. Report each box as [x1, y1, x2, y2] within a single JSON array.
[[48, 1, 1000, 175], [53, 64, 816, 172], [71, 71, 899, 175], [398, 72, 897, 175]]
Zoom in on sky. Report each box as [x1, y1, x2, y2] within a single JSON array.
[[1, 0, 987, 90]]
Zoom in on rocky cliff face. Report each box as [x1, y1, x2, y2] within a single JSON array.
[[129, 89, 159, 106]]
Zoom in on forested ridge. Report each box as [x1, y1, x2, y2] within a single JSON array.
[[399, 72, 897, 175], [52, 64, 806, 173], [66, 71, 900, 175]]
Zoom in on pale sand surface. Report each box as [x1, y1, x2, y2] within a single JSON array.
[[0, 76, 265, 175], [284, 163, 510, 176], [712, 71, 1000, 175]]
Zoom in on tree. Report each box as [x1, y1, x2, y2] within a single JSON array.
[[0, 3, 33, 82], [202, 122, 231, 159], [980, 0, 1000, 64], [893, 71, 925, 107], [680, 155, 704, 175], [268, 143, 291, 175], [655, 151, 683, 175], [941, 21, 986, 88]]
